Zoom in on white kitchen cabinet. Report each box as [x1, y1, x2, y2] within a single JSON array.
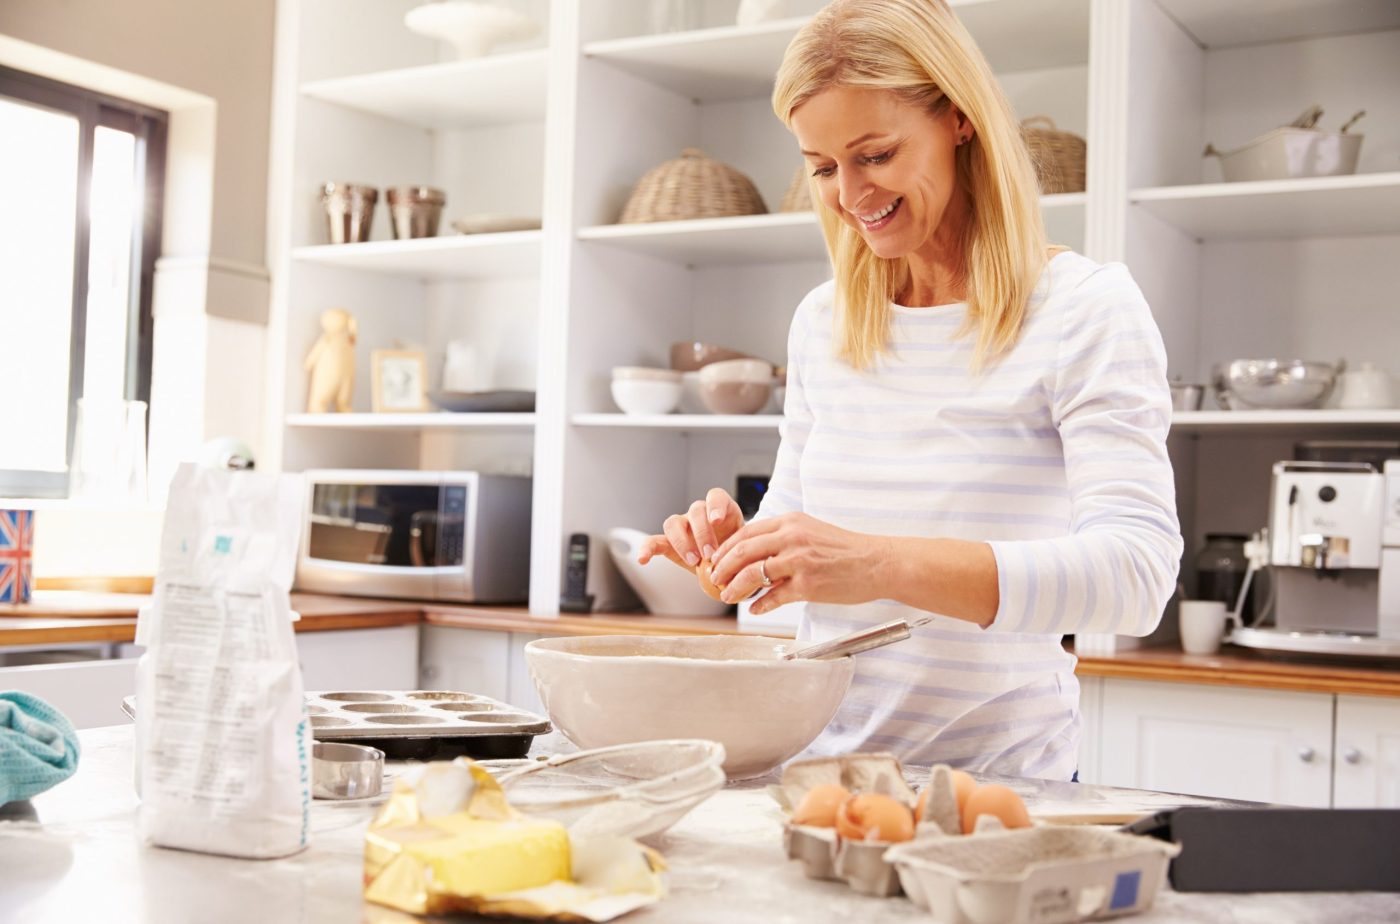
[[506, 632, 548, 715], [296, 625, 419, 691], [1076, 675, 1104, 784], [1333, 694, 1400, 809], [417, 624, 510, 703], [1098, 678, 1334, 807], [417, 626, 546, 713], [0, 659, 137, 730]]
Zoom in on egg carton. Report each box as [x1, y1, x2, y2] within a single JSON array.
[[776, 755, 1016, 898], [777, 755, 1179, 921], [884, 826, 1179, 924], [306, 690, 551, 760]]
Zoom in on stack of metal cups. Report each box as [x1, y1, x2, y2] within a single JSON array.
[[386, 186, 447, 239], [320, 182, 378, 244]]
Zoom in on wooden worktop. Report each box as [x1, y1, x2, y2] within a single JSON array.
[[5, 591, 1398, 696], [0, 592, 419, 647]]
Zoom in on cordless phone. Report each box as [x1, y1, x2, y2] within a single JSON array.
[[559, 532, 594, 613]]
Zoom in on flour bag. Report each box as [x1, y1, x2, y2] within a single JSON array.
[[135, 464, 309, 858]]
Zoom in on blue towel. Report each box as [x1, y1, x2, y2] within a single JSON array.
[[0, 691, 80, 804]]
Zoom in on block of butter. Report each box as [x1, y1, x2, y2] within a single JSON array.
[[364, 759, 665, 920]]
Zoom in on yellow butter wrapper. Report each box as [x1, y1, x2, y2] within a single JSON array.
[[364, 758, 665, 921]]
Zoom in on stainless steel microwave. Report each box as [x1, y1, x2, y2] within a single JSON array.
[[295, 470, 531, 603]]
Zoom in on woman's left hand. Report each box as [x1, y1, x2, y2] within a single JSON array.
[[708, 513, 892, 614]]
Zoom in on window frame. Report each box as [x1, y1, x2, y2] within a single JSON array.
[[0, 66, 166, 499]]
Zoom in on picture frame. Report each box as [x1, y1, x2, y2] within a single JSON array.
[[370, 349, 429, 413]]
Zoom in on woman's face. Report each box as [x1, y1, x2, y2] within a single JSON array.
[[791, 86, 969, 260]]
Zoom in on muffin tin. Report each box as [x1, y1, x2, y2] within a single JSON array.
[[307, 690, 551, 760]]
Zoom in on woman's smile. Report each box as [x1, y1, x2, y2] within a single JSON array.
[[857, 196, 903, 231]]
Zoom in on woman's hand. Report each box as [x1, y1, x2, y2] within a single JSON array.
[[637, 488, 746, 571], [707, 513, 893, 614]]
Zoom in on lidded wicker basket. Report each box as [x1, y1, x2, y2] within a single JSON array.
[[1021, 116, 1086, 194], [779, 166, 813, 212], [619, 148, 768, 223]]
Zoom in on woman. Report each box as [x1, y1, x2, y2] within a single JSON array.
[[639, 0, 1181, 782]]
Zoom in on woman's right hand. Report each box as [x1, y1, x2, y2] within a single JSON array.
[[637, 487, 746, 570]]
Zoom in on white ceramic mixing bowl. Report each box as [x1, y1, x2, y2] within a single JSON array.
[[524, 635, 854, 779]]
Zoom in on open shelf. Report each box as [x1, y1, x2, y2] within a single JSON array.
[[299, 50, 549, 129], [578, 213, 824, 265], [584, 0, 1089, 101], [578, 194, 1084, 266], [572, 414, 781, 433], [287, 413, 536, 432], [1172, 409, 1400, 436], [1130, 173, 1400, 241], [292, 230, 542, 279], [1156, 0, 1400, 48]]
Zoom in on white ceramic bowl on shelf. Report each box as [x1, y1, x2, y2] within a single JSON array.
[[611, 367, 682, 415], [524, 634, 855, 779], [403, 1, 539, 59]]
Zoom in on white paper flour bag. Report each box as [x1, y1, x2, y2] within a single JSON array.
[[136, 464, 309, 858]]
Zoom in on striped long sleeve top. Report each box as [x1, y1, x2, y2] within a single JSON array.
[[757, 251, 1182, 781]]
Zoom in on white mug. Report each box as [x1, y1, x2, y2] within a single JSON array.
[[1336, 362, 1395, 410], [1179, 600, 1228, 655]]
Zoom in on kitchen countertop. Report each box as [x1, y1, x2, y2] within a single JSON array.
[[4, 592, 1398, 697], [3, 725, 1397, 924]]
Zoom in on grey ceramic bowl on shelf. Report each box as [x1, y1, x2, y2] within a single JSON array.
[[1212, 359, 1342, 410]]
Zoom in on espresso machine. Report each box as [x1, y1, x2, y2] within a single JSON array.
[[1230, 460, 1400, 657]]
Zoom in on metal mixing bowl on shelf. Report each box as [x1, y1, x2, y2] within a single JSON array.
[[1211, 359, 1342, 410]]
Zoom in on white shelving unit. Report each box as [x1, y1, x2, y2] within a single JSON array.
[[1130, 173, 1400, 241], [286, 412, 536, 432], [291, 231, 542, 279], [572, 413, 782, 433], [266, 0, 1400, 616], [1173, 410, 1400, 436], [299, 50, 550, 128]]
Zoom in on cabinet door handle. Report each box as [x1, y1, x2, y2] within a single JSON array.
[[1343, 747, 1363, 765], [1297, 746, 1316, 763]]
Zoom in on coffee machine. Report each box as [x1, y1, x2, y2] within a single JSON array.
[[1231, 460, 1400, 657]]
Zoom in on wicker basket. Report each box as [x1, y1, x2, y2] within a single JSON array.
[[1021, 116, 1086, 194], [618, 148, 768, 223], [779, 166, 813, 212]]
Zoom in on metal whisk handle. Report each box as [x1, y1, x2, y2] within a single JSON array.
[[781, 619, 913, 661]]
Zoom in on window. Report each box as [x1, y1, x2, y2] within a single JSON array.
[[0, 66, 166, 498]]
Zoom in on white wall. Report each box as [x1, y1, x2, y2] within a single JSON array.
[[0, 0, 277, 271], [0, 1, 278, 575]]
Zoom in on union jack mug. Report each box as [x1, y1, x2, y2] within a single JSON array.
[[0, 509, 34, 604]]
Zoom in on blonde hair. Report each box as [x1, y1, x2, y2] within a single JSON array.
[[773, 0, 1047, 370]]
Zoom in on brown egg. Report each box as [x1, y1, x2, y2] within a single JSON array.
[[791, 783, 850, 827], [696, 559, 724, 601], [950, 770, 977, 814], [961, 784, 1031, 834], [835, 793, 915, 843]]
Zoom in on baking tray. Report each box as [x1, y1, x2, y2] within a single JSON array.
[[307, 690, 551, 760], [121, 690, 552, 761]]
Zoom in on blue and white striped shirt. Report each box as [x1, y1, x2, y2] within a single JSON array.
[[759, 251, 1182, 781]]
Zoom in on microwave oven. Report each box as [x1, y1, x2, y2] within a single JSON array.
[[295, 470, 532, 603]]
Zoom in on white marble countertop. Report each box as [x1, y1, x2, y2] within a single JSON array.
[[2, 727, 1398, 924]]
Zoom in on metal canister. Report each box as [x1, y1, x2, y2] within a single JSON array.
[[386, 186, 446, 239], [320, 182, 378, 244]]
